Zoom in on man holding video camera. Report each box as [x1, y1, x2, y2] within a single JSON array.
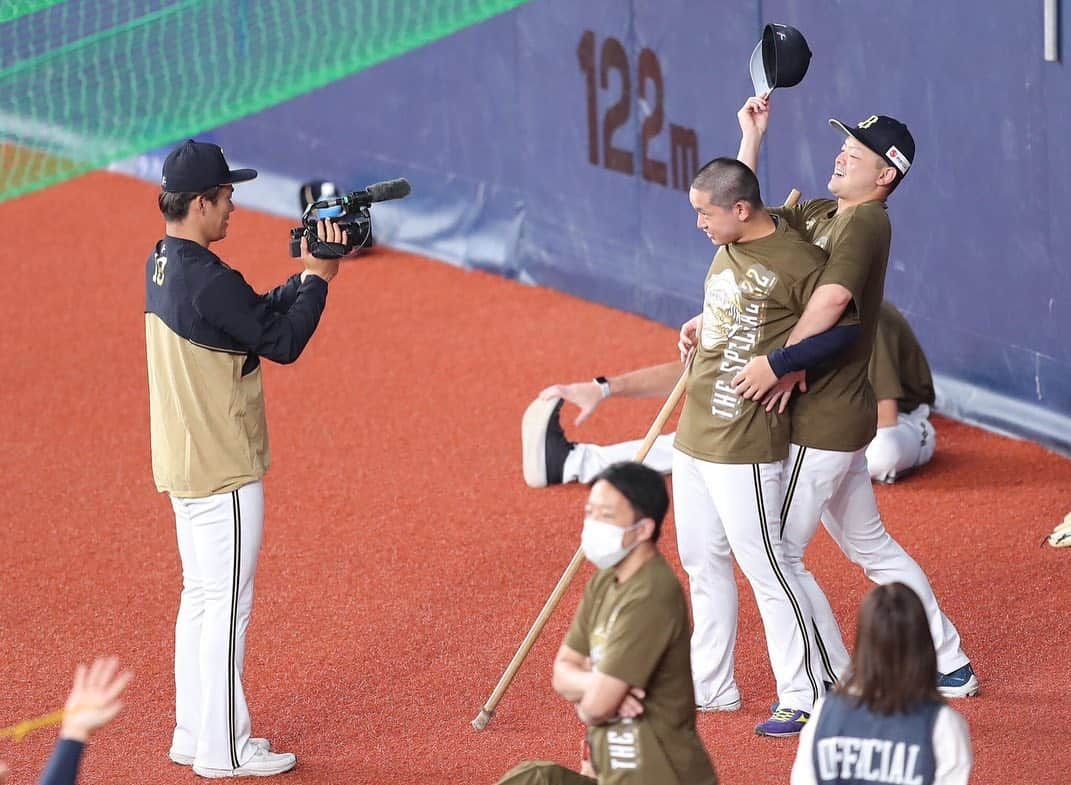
[[145, 139, 343, 778]]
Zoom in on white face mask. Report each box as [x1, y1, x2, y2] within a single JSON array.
[[581, 517, 644, 570]]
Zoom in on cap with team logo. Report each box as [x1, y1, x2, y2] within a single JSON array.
[[829, 115, 915, 180], [161, 139, 258, 193]]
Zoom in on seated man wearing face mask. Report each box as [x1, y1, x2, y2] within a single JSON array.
[[493, 462, 718, 785]]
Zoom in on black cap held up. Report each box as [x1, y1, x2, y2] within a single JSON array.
[[161, 139, 258, 193], [829, 115, 916, 179], [750, 23, 812, 95]]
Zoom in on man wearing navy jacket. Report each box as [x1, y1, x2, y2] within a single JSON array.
[[145, 140, 343, 778]]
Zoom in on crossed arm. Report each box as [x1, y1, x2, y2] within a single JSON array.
[[552, 645, 645, 727]]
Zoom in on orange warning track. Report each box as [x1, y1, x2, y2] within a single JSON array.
[[1, 172, 1069, 784]]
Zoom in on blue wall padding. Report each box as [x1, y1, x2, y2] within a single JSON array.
[[147, 0, 1071, 432]]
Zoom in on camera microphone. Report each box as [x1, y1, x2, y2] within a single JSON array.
[[310, 179, 410, 211], [350, 178, 411, 206]]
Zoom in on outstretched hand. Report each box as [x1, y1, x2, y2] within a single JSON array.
[[539, 381, 603, 426], [59, 657, 133, 743]]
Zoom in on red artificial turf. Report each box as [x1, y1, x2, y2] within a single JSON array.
[[1, 172, 1069, 784]]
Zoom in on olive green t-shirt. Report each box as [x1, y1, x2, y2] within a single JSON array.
[[674, 218, 828, 464], [564, 555, 717, 785], [869, 301, 935, 414], [771, 198, 891, 452]]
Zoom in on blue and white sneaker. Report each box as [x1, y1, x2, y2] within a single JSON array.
[[938, 662, 980, 698], [755, 708, 809, 737]]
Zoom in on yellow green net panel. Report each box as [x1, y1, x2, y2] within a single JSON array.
[[0, 0, 528, 201]]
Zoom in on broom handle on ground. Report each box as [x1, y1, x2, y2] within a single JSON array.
[[470, 188, 802, 731]]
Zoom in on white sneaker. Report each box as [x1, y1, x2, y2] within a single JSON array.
[[170, 738, 271, 766], [696, 688, 742, 712], [193, 747, 296, 778], [697, 696, 742, 712]]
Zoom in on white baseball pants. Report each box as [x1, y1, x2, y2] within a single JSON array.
[[780, 446, 969, 679], [563, 434, 675, 484], [170, 480, 264, 770], [865, 405, 937, 483], [672, 450, 822, 712]]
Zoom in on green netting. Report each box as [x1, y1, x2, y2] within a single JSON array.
[[0, 0, 527, 201]]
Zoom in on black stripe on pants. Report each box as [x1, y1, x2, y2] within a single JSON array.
[[752, 464, 819, 706], [228, 491, 241, 769], [779, 448, 840, 686], [780, 446, 807, 540]]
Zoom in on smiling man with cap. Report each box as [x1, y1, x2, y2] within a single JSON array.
[[722, 102, 980, 716], [146, 139, 347, 777]]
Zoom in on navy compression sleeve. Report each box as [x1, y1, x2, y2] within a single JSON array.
[[37, 739, 83, 785], [767, 324, 861, 378]]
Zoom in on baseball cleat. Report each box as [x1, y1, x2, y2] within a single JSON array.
[[193, 747, 296, 778], [755, 707, 810, 737], [938, 662, 980, 698], [521, 396, 574, 488], [170, 738, 271, 767]]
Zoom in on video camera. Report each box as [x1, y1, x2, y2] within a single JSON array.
[[289, 178, 411, 259]]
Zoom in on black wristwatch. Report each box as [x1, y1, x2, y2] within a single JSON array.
[[594, 376, 611, 399]]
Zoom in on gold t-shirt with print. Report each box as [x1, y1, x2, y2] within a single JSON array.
[[564, 555, 717, 785], [674, 218, 829, 464], [772, 199, 891, 452]]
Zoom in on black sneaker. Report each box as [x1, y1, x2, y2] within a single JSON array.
[[521, 397, 575, 487]]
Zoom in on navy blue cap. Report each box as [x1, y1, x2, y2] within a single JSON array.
[[829, 115, 915, 180], [161, 139, 257, 193]]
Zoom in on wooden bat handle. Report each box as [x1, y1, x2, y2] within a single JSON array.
[[785, 188, 801, 207]]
